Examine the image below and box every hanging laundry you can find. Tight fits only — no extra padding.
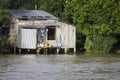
[39,29,45,37]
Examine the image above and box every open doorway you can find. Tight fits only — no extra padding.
[47,26,56,40]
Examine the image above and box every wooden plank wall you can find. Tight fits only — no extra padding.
[57,22,76,48]
[9,18,76,49]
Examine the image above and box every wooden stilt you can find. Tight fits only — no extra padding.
[65,48,67,54]
[57,48,59,55]
[27,49,30,54]
[36,48,41,55]
[19,48,21,54]
[49,48,51,53]
[43,48,45,55]
[74,47,76,55]
[14,47,16,54]
[45,48,47,55]
[44,48,47,55]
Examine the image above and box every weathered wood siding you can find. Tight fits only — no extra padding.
[9,18,19,47]
[9,18,57,47]
[46,22,76,48]
[56,22,76,48]
[9,18,76,49]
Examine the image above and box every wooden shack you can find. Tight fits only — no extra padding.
[8,9,76,54]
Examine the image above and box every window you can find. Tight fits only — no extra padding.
[47,27,56,40]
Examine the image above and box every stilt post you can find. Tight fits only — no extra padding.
[36,48,41,55]
[65,48,67,54]
[74,47,76,55]
[19,48,21,54]
[45,48,48,55]
[14,47,16,54]
[57,48,59,55]
[44,48,47,55]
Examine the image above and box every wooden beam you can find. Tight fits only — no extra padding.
[65,48,67,54]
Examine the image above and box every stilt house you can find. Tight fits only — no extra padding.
[8,9,76,53]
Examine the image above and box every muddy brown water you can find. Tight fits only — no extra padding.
[0,54,120,80]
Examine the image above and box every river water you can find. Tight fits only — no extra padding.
[0,54,120,80]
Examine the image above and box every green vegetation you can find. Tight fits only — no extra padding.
[0,0,120,53]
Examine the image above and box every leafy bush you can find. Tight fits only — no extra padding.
[0,35,9,53]
[0,9,10,53]
[76,29,85,51]
[84,35,117,53]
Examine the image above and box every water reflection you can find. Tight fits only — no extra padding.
[0,54,120,80]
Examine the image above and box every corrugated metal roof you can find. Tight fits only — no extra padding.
[8,9,58,20]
